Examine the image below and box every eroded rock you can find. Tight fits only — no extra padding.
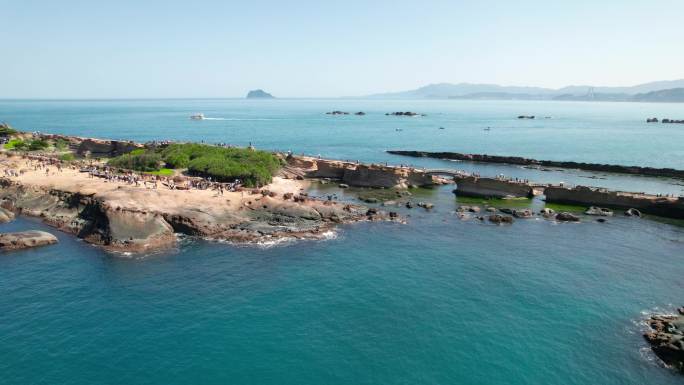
[644,310,684,373]
[0,207,15,223]
[0,231,58,251]
[555,212,580,222]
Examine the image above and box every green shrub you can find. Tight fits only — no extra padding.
[0,126,17,136]
[129,148,146,155]
[159,144,281,186]
[107,152,162,172]
[28,139,49,151]
[59,153,76,161]
[4,139,25,150]
[54,138,69,151]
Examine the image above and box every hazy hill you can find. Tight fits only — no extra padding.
[632,88,684,102]
[367,80,684,101]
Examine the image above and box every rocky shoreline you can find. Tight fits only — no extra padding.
[644,309,684,372]
[0,142,410,252]
[387,150,684,179]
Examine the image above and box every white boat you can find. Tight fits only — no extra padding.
[190,113,205,120]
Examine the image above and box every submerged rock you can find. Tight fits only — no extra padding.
[585,206,613,216]
[625,208,642,217]
[512,209,534,218]
[0,231,58,251]
[488,214,514,224]
[386,111,421,116]
[555,212,580,222]
[539,208,556,218]
[417,202,434,210]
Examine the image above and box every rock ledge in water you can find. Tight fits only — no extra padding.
[644,309,684,373]
[0,207,15,223]
[0,231,58,251]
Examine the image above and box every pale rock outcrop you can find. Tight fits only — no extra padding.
[0,231,58,251]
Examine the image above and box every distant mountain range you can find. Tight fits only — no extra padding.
[367,80,684,102]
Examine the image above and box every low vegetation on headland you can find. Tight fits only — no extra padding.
[1,127,282,187]
[107,143,282,187]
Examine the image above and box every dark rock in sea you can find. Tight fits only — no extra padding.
[555,212,580,222]
[499,208,514,215]
[246,89,275,99]
[585,206,613,216]
[326,111,349,115]
[417,202,434,210]
[0,231,58,251]
[386,111,421,117]
[488,214,514,224]
[366,208,378,216]
[644,310,684,372]
[512,209,534,218]
[355,111,366,116]
[539,208,556,218]
[360,197,379,204]
[517,115,535,119]
[647,117,659,123]
[663,119,684,124]
[389,211,398,219]
[386,150,684,180]
[0,207,15,223]
[405,202,414,209]
[625,208,642,217]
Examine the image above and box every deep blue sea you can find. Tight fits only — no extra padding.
[1,99,684,385]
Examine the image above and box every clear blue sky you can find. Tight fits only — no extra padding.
[1,0,682,98]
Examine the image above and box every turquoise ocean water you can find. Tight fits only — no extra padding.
[1,99,684,384]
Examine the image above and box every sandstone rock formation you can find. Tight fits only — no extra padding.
[644,309,684,372]
[545,186,684,219]
[0,230,58,251]
[0,172,377,253]
[452,176,533,198]
[286,156,435,189]
[0,207,15,223]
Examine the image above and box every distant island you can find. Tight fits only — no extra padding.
[366,79,684,103]
[246,89,275,99]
